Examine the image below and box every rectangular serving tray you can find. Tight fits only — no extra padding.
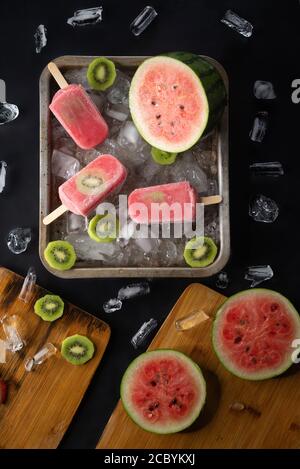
[39,55,230,278]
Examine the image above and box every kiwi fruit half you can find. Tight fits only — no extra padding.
[34,294,64,322]
[88,214,119,243]
[151,147,178,165]
[87,57,116,91]
[44,240,76,271]
[61,334,95,365]
[184,236,218,267]
[76,170,105,196]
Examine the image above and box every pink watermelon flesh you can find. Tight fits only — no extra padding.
[129,57,208,153]
[121,350,206,434]
[213,289,300,380]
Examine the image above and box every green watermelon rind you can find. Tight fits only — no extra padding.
[212,289,300,381]
[120,349,206,434]
[129,52,227,153]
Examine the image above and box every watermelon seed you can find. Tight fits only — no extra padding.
[234,336,242,344]
[150,380,157,386]
[172,85,178,90]
[245,346,250,352]
[271,303,279,312]
[151,100,156,105]
[170,121,175,127]
[156,114,161,119]
[180,105,184,110]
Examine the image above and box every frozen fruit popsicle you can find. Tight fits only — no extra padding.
[43,154,127,224]
[48,62,108,149]
[128,181,197,224]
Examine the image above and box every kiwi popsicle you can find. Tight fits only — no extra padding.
[128,181,197,224]
[59,154,127,216]
[50,84,108,149]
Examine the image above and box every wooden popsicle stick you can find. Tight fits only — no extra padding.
[48,62,69,89]
[199,194,222,206]
[43,204,68,225]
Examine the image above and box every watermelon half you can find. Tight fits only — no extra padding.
[121,349,206,434]
[129,52,227,153]
[213,289,300,380]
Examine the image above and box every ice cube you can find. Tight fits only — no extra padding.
[221,10,253,37]
[130,6,158,36]
[169,151,208,194]
[18,266,36,303]
[131,318,158,349]
[0,339,8,363]
[34,24,47,53]
[175,310,209,331]
[158,240,177,266]
[249,194,279,223]
[0,102,19,125]
[106,72,130,105]
[67,213,88,233]
[7,228,31,254]
[205,219,220,241]
[103,298,123,314]
[0,79,5,102]
[64,68,89,89]
[25,343,57,372]
[54,137,77,155]
[118,121,145,152]
[1,315,25,352]
[249,111,268,143]
[104,103,129,122]
[76,148,99,166]
[67,7,103,27]
[216,271,229,289]
[52,149,80,179]
[118,282,150,300]
[64,233,116,260]
[250,162,284,177]
[254,81,276,100]
[135,238,160,254]
[0,161,7,193]
[87,90,106,111]
[245,265,273,287]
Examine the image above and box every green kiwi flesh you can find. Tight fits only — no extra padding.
[44,241,76,271]
[61,334,95,365]
[88,214,119,243]
[184,236,218,267]
[151,147,178,165]
[34,294,64,322]
[87,57,116,91]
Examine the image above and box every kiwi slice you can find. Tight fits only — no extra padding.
[34,294,64,322]
[76,170,104,196]
[151,147,178,165]
[44,241,76,271]
[61,334,95,365]
[184,236,218,267]
[88,214,119,243]
[87,57,116,91]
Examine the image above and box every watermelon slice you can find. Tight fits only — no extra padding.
[121,349,206,434]
[213,289,300,380]
[129,52,227,153]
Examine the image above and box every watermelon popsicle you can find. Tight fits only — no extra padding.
[48,62,108,149]
[43,154,127,224]
[128,181,222,224]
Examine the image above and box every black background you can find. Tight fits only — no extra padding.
[0,0,299,449]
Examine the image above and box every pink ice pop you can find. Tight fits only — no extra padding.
[128,181,197,224]
[59,154,127,216]
[50,84,108,149]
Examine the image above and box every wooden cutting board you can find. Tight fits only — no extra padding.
[97,283,300,449]
[0,267,110,449]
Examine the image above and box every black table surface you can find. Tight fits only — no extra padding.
[0,0,299,449]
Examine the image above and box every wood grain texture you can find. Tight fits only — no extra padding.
[97,283,300,449]
[0,267,110,449]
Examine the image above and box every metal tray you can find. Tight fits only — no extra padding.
[39,55,230,278]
